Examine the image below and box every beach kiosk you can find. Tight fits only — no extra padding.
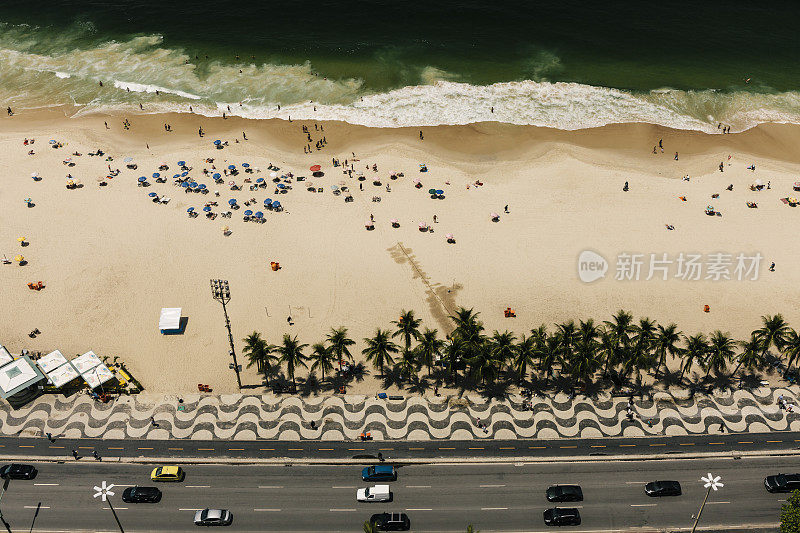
[37,350,80,390]
[0,354,46,408]
[159,307,183,334]
[71,351,116,390]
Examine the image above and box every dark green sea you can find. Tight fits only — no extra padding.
[0,1,798,130]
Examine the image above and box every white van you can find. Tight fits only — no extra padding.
[357,484,391,502]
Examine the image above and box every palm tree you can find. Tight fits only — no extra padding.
[570,319,601,388]
[449,307,486,364]
[704,330,736,379]
[489,330,517,378]
[326,326,356,369]
[363,329,399,376]
[443,336,466,383]
[392,310,422,355]
[395,349,419,380]
[730,335,763,379]
[277,334,309,392]
[416,328,444,377]
[653,323,682,378]
[309,342,336,381]
[363,521,376,533]
[242,331,277,378]
[450,307,481,336]
[754,314,790,358]
[782,328,800,377]
[603,310,635,376]
[680,333,708,381]
[626,317,657,381]
[511,334,537,383]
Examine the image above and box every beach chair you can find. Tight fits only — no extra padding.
[160,197,170,204]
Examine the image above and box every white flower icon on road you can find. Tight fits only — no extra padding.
[93,480,116,501]
[701,473,723,491]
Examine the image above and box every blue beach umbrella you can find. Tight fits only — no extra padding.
[244,209,253,216]
[213,140,221,145]
[203,206,212,212]
[272,201,281,208]
[255,211,263,219]
[173,173,180,179]
[152,172,160,178]
[148,192,158,197]
[242,163,250,168]
[264,198,272,205]
[256,177,264,183]
[178,161,186,166]
[137,176,147,182]
[199,184,207,190]
[213,173,221,179]
[277,183,285,189]
[436,189,444,195]
[180,182,190,188]
[228,198,237,205]
[187,207,195,213]
[228,165,236,170]
[181,171,189,177]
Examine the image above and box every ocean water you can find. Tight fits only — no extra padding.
[0,1,799,131]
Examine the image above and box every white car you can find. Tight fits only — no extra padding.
[357,484,391,502]
[194,508,233,526]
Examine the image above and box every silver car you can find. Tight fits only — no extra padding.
[194,508,233,526]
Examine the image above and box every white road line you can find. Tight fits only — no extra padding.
[254,509,281,512]
[102,507,127,510]
[258,485,283,489]
[630,504,657,507]
[332,486,357,489]
[179,508,204,511]
[706,501,731,505]
[481,507,508,511]
[34,483,59,486]
[114,484,135,487]
[329,508,356,512]
[406,508,433,511]
[479,484,506,488]
[185,485,210,488]
[24,506,50,509]
[405,485,431,488]
[625,482,648,484]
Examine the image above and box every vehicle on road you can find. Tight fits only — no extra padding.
[765,473,800,493]
[121,486,162,503]
[194,508,233,526]
[546,485,583,502]
[362,464,397,482]
[370,512,410,531]
[151,466,185,482]
[543,507,581,526]
[0,464,37,480]
[645,480,682,497]
[357,484,391,502]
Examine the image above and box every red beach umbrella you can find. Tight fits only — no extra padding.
[309,165,321,172]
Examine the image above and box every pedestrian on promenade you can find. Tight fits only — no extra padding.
[93,450,101,461]
[45,432,53,442]
[150,416,159,428]
[72,449,79,460]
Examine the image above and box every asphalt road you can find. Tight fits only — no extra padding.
[1,430,799,461]
[0,457,789,532]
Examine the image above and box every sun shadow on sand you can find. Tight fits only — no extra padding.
[387,242,462,332]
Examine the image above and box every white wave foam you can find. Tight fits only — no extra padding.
[54,71,70,79]
[112,80,201,100]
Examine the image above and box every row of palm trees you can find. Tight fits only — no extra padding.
[242,308,800,392]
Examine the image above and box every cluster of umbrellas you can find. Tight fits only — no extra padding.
[428,188,445,199]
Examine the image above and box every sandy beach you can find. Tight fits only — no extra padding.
[2,107,800,393]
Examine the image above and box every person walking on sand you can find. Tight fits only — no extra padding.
[7,106,12,116]
[674,152,679,160]
[242,131,247,140]
[198,127,204,137]
[659,139,663,150]
[419,130,423,140]
[504,204,509,213]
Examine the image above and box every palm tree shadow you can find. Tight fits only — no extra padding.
[349,362,369,383]
[407,374,431,395]
[298,372,322,397]
[656,368,684,389]
[381,366,406,390]
[479,379,511,400]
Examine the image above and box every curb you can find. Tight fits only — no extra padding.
[5,448,800,466]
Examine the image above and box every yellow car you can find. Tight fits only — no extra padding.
[150,466,185,482]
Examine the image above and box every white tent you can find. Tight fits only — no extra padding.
[83,364,115,389]
[38,350,69,373]
[71,351,102,374]
[47,363,80,388]
[159,307,182,333]
[0,356,44,399]
[0,345,14,367]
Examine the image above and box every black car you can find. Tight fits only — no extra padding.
[645,480,682,497]
[546,485,584,502]
[543,507,581,526]
[370,512,410,531]
[362,465,397,482]
[765,473,800,493]
[122,486,162,503]
[0,464,37,480]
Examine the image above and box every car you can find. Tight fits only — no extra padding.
[370,512,410,531]
[362,464,397,482]
[546,485,583,502]
[543,507,581,526]
[193,508,233,527]
[645,480,682,497]
[0,464,37,480]
[765,473,800,493]
[150,466,185,482]
[357,484,392,502]
[121,486,162,503]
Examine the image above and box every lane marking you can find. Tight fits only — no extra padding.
[168,448,184,451]
[625,482,648,485]
[254,508,281,512]
[408,447,424,450]
[706,501,731,505]
[679,443,695,446]
[34,483,59,486]
[469,447,485,450]
[138,447,154,450]
[19,446,34,448]
[406,485,431,489]
[78,447,93,449]
[114,484,135,487]
[332,486,357,489]
[481,507,508,510]
[329,508,356,512]
[197,448,214,451]
[439,447,456,450]
[406,508,432,511]
[708,442,724,445]
[499,447,515,450]
[258,485,284,489]
[529,446,546,449]
[288,448,303,451]
[378,448,394,451]
[179,508,204,511]
[738,441,754,444]
[228,448,244,451]
[631,503,657,507]
[24,506,50,509]
[590,445,606,448]
[186,485,210,488]
[649,444,666,447]
[767,440,783,443]
[619,444,636,447]
[108,447,124,450]
[480,484,506,488]
[48,446,64,449]
[348,448,365,451]
[560,446,577,449]
[319,448,334,451]
[103,507,126,510]
[260,448,275,451]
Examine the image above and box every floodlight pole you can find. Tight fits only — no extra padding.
[210,279,242,389]
[690,486,711,533]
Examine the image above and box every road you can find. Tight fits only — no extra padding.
[0,457,789,532]
[1,430,800,462]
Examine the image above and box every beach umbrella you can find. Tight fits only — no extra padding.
[436,189,444,195]
[14,255,24,263]
[138,176,147,182]
[148,192,158,197]
[173,173,180,179]
[203,206,212,212]
[428,189,436,194]
[445,233,454,239]
[256,177,264,183]
[31,172,39,178]
[213,173,221,179]
[794,181,800,190]
[270,171,278,179]
[310,165,321,172]
[242,163,250,168]
[272,201,281,208]
[255,211,263,219]
[24,198,31,204]
[213,140,221,145]
[17,237,25,243]
[178,161,186,166]
[152,172,160,178]
[365,220,374,227]
[277,183,285,189]
[187,207,195,213]
[264,198,273,204]
[49,140,57,145]
[228,165,236,170]
[419,222,427,229]
[222,225,229,233]
[228,199,237,205]
[180,182,190,188]
[199,184,207,190]
[181,171,189,177]
[490,212,499,218]
[244,209,253,216]
[413,178,420,183]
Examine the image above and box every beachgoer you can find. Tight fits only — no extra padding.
[433,215,437,223]
[659,139,663,149]
[419,130,423,140]
[674,152,679,160]
[150,416,159,428]
[767,181,771,189]
[242,132,247,140]
[7,106,12,116]
[652,146,657,154]
[490,106,494,113]
[623,181,629,192]
[770,262,776,272]
[72,449,79,460]
[104,121,109,129]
